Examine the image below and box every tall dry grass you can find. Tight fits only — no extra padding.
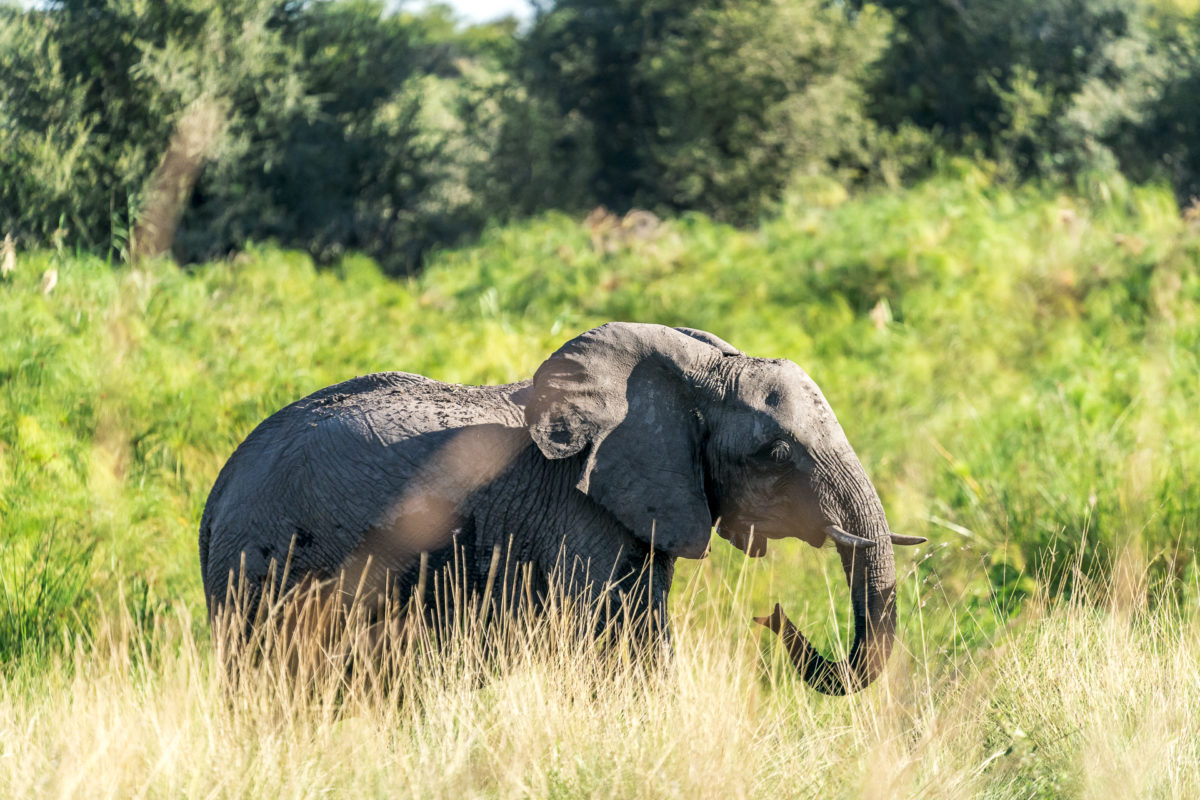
[1,557,1197,799]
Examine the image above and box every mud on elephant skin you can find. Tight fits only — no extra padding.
[199,322,923,693]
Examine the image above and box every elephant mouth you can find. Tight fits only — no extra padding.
[716,514,827,557]
[715,517,776,557]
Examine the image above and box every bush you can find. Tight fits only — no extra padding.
[0,0,521,274]
[862,0,1200,186]
[0,0,309,257]
[1095,12,1200,205]
[515,0,893,222]
[177,1,522,273]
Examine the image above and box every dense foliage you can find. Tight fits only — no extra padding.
[514,0,893,221]
[0,0,515,273]
[865,0,1134,171]
[7,0,1200,269]
[864,0,1200,190]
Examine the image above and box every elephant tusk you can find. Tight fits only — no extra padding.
[889,532,927,546]
[824,525,877,549]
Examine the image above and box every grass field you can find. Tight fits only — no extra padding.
[2,571,1199,798]
[2,167,1199,796]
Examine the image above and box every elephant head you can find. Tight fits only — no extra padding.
[524,323,921,694]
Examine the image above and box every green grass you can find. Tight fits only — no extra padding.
[1,168,1198,795]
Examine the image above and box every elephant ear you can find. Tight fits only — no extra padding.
[526,323,719,558]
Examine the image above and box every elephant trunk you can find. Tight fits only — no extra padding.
[756,455,897,695]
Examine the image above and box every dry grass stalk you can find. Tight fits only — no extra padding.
[2,558,1198,798]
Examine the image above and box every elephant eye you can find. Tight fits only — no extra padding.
[763,439,792,463]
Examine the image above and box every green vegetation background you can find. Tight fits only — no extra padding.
[4,4,1200,795]
[4,168,1198,662]
[8,0,1200,271]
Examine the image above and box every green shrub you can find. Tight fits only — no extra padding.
[858,0,1200,204]
[0,0,308,255]
[869,0,1123,159]
[515,0,894,222]
[0,0,520,273]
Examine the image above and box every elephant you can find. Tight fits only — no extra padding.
[199,322,922,694]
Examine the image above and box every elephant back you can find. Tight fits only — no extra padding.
[199,372,530,615]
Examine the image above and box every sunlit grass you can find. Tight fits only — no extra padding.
[1,559,1197,799]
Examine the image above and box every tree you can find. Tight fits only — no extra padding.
[864,0,1139,176]
[517,0,890,222]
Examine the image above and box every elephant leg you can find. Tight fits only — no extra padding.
[585,553,674,660]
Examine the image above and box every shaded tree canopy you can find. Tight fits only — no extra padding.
[3,0,1200,271]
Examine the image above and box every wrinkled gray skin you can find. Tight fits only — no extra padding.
[200,323,912,693]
